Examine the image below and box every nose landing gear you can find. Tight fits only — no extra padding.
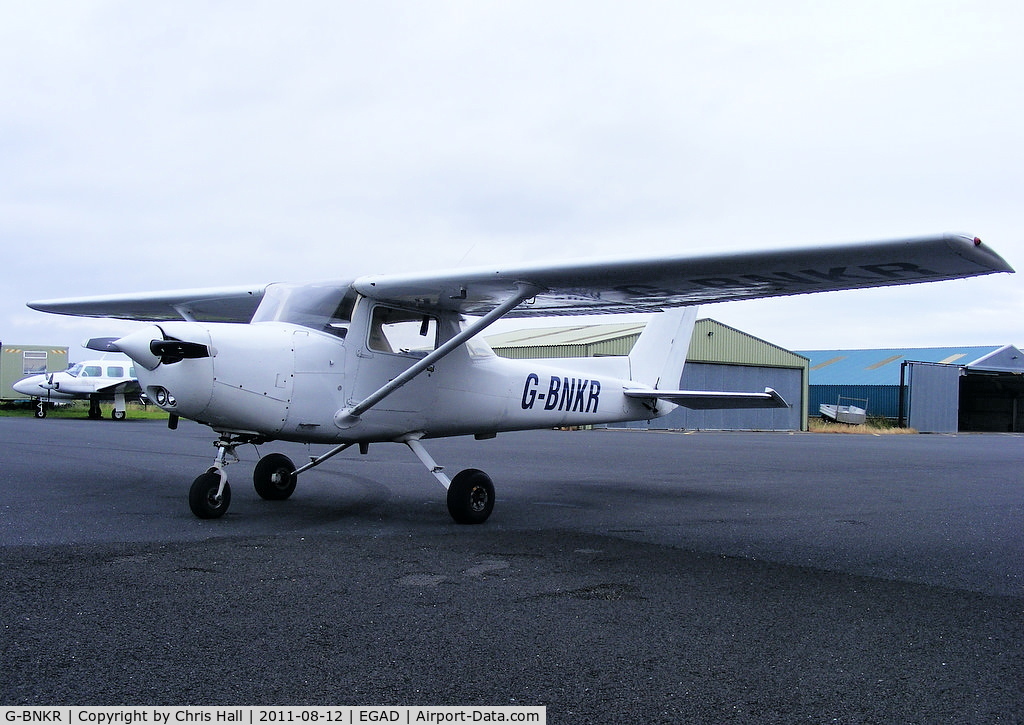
[188,433,272,519]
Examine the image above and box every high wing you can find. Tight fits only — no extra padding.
[27,235,1011,322]
[28,284,267,322]
[355,234,1012,316]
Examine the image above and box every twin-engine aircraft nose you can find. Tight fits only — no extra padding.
[12,376,43,396]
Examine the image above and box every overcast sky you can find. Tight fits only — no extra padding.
[3,1,1022,359]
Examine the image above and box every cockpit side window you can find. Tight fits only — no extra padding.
[368,306,438,356]
[82,366,102,377]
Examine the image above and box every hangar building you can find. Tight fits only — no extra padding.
[488,319,808,431]
[799,346,1024,433]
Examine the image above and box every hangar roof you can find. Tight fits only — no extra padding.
[797,345,1024,385]
[486,321,645,358]
[486,322,644,348]
[487,318,807,369]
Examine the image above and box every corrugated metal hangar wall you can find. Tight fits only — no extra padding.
[907,351,1024,433]
[488,318,808,431]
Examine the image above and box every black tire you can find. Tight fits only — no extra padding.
[253,453,297,500]
[34,405,46,419]
[111,410,126,421]
[446,468,494,525]
[189,470,231,519]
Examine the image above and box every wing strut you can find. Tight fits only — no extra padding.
[335,282,543,427]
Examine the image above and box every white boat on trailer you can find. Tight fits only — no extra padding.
[820,396,868,425]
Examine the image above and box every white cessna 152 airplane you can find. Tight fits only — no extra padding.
[12,356,141,420]
[27,234,1012,523]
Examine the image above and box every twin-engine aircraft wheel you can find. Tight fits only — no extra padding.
[253,453,297,500]
[446,468,495,525]
[111,410,126,421]
[189,470,231,519]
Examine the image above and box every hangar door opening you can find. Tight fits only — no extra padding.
[959,371,1024,432]
[906,362,1024,433]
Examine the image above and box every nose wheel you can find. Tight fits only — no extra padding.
[189,470,232,519]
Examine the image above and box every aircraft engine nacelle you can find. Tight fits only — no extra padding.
[120,321,297,436]
[117,322,216,422]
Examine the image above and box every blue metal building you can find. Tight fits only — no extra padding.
[798,345,1024,432]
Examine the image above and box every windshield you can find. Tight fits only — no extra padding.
[251,282,356,337]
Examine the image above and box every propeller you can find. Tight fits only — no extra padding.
[85,327,211,370]
[84,337,122,352]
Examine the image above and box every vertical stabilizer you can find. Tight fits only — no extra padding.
[628,307,699,389]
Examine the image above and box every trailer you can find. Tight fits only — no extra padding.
[2,344,70,401]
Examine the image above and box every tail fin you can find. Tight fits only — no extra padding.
[628,307,699,389]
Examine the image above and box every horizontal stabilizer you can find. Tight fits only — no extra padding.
[625,387,789,410]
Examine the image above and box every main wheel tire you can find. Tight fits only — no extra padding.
[189,470,231,519]
[111,409,126,421]
[253,453,297,500]
[446,468,495,525]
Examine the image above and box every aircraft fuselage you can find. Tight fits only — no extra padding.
[132,314,664,443]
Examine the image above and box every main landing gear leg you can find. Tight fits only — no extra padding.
[404,437,495,525]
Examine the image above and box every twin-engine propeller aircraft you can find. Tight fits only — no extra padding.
[12,355,141,420]
[28,234,1012,523]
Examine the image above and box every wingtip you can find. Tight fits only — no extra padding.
[949,234,1015,274]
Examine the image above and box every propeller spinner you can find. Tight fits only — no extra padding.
[86,326,211,370]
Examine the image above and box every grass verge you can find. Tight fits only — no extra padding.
[0,401,170,420]
[809,417,917,434]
